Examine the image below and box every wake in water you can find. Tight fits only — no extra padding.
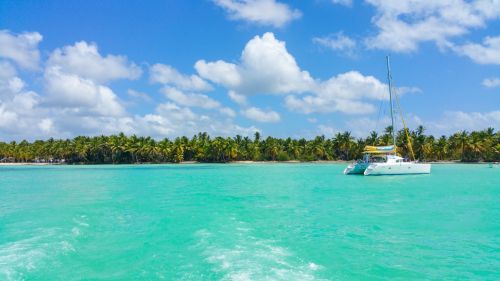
[193,218,326,281]
[0,215,89,281]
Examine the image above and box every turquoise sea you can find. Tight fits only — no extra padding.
[0,164,499,280]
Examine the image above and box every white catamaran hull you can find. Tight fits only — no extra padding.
[364,162,431,176]
[344,162,370,175]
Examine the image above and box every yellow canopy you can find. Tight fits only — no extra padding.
[363,145,396,154]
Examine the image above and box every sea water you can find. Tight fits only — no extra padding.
[0,164,499,280]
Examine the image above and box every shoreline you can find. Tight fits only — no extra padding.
[0,160,493,166]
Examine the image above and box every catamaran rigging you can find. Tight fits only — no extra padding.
[344,56,431,175]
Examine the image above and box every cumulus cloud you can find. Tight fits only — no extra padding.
[317,124,337,136]
[196,32,314,95]
[213,0,301,27]
[160,87,237,117]
[0,61,54,139]
[162,87,221,109]
[482,77,500,88]
[228,90,247,105]
[195,60,241,88]
[242,107,280,122]
[343,111,500,137]
[285,95,376,115]
[364,0,500,53]
[427,110,500,135]
[284,71,389,114]
[135,102,257,138]
[0,30,257,140]
[218,107,237,117]
[0,30,42,70]
[47,41,142,83]
[44,66,126,117]
[150,64,237,118]
[150,63,212,91]
[0,61,25,97]
[196,32,402,115]
[454,36,500,65]
[41,40,148,127]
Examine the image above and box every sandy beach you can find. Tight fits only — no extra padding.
[1,160,489,166]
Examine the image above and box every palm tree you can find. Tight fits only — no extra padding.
[333,132,355,160]
[451,130,471,161]
[366,131,378,145]
[469,132,485,161]
[380,126,394,145]
[422,136,435,161]
[0,128,497,164]
[434,136,448,160]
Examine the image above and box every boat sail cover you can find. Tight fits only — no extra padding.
[363,145,396,154]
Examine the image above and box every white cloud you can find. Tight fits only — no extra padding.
[427,110,500,135]
[228,90,247,105]
[313,32,357,56]
[0,30,42,70]
[348,111,500,136]
[162,87,221,109]
[161,87,237,118]
[454,36,500,64]
[242,106,280,122]
[0,61,25,97]
[219,107,237,117]
[135,102,257,138]
[10,40,145,139]
[343,116,390,137]
[0,62,54,139]
[0,31,259,141]
[150,63,212,91]
[482,77,500,88]
[196,32,403,115]
[364,0,500,53]
[284,71,389,114]
[40,102,251,140]
[318,71,389,100]
[156,102,198,121]
[47,41,141,83]
[0,104,19,129]
[317,124,337,136]
[38,118,54,133]
[195,60,241,88]
[44,66,126,117]
[41,40,145,125]
[213,0,301,27]
[285,95,376,115]
[196,32,314,95]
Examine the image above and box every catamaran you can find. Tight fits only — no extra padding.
[344,56,431,176]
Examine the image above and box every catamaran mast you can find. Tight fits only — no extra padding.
[386,56,396,146]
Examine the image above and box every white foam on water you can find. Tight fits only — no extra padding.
[194,221,326,281]
[71,214,90,238]
[0,216,88,280]
[60,241,75,253]
[71,227,80,237]
[72,216,90,227]
[308,262,320,271]
[0,231,51,281]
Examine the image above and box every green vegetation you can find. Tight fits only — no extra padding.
[0,126,498,164]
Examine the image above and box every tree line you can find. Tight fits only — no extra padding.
[0,126,498,164]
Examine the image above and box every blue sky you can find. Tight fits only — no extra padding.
[0,0,499,140]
